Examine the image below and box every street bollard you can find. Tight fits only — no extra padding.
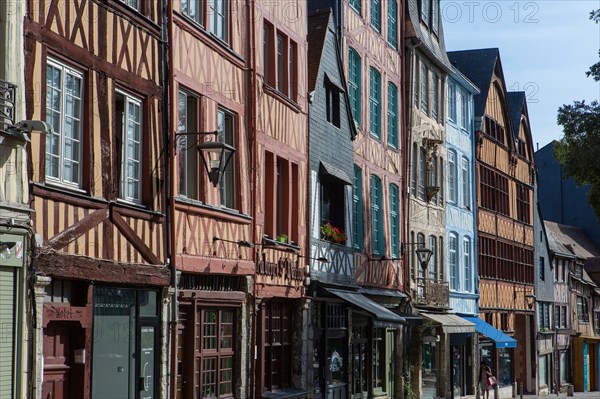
[519,382,523,399]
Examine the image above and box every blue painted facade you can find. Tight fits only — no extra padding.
[535,141,600,249]
[445,67,479,317]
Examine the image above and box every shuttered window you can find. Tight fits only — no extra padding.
[0,269,16,399]
[353,165,363,250]
[348,48,362,124]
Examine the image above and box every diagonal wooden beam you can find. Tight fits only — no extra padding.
[46,208,109,250]
[111,211,161,265]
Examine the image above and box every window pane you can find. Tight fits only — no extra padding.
[353,166,363,250]
[390,185,399,256]
[277,33,286,93]
[348,48,361,123]
[387,0,397,47]
[387,83,398,148]
[369,68,381,137]
[370,0,381,31]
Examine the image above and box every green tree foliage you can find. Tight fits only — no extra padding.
[555,9,600,217]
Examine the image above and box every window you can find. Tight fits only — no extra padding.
[264,23,297,101]
[577,296,589,322]
[561,306,567,329]
[410,231,415,280]
[116,91,143,203]
[539,257,545,281]
[369,67,381,138]
[539,355,548,388]
[432,0,439,33]
[418,147,426,200]
[420,64,428,113]
[218,108,235,208]
[195,307,235,397]
[265,152,299,243]
[349,0,361,14]
[438,157,444,204]
[539,303,551,329]
[389,184,399,257]
[460,90,468,129]
[484,116,505,143]
[428,235,437,280]
[479,165,509,216]
[277,32,286,93]
[370,175,383,255]
[45,59,84,187]
[321,176,346,235]
[447,151,457,204]
[421,0,431,25]
[414,58,420,108]
[348,48,362,123]
[353,166,363,250]
[463,238,471,291]
[428,154,438,205]
[121,0,140,11]
[461,157,470,209]
[371,0,381,32]
[178,90,200,199]
[264,22,274,86]
[262,301,292,391]
[448,82,457,122]
[411,143,418,196]
[326,85,341,128]
[181,0,203,24]
[595,312,600,334]
[387,83,398,148]
[372,328,385,390]
[449,233,458,290]
[387,0,398,48]
[432,72,439,121]
[416,233,425,279]
[209,0,228,43]
[516,183,531,223]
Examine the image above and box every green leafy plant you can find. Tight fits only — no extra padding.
[277,234,288,243]
[320,221,347,245]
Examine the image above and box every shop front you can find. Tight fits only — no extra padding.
[464,317,517,396]
[419,312,475,399]
[572,336,600,392]
[311,288,404,399]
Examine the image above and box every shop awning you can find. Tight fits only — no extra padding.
[326,288,405,328]
[421,312,476,334]
[462,317,517,348]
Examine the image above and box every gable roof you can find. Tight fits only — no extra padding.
[405,0,452,71]
[544,221,600,260]
[306,8,358,140]
[307,9,330,93]
[447,48,500,119]
[507,91,525,143]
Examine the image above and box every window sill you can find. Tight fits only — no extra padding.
[263,84,301,113]
[45,179,87,195]
[263,235,301,251]
[175,196,252,223]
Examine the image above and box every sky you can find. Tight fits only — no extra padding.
[442,0,600,150]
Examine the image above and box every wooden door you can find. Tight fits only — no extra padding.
[42,322,71,399]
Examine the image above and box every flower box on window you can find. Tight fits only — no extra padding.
[320,222,347,245]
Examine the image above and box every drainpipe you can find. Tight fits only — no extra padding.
[159,0,176,397]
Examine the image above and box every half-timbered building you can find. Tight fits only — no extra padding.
[545,221,600,393]
[0,2,30,397]
[168,1,254,398]
[24,1,170,398]
[309,0,407,397]
[449,48,537,395]
[545,221,576,392]
[405,2,478,399]
[253,1,311,397]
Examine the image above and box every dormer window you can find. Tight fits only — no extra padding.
[325,79,341,128]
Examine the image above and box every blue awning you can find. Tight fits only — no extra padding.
[462,317,517,349]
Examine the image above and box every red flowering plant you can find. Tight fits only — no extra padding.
[320,221,347,245]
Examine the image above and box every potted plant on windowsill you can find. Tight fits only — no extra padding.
[277,233,288,243]
[320,221,347,245]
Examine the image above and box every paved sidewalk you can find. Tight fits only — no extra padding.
[504,394,600,399]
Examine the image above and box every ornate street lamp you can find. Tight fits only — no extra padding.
[416,246,433,270]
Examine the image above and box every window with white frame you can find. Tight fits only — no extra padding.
[429,235,437,280]
[448,82,457,122]
[218,108,235,208]
[116,91,143,203]
[45,59,84,187]
[420,64,428,113]
[463,237,471,291]
[177,89,200,199]
[432,72,439,121]
[447,150,457,204]
[460,89,468,129]
[449,233,458,290]
[418,147,426,200]
[209,0,228,43]
[461,156,470,209]
[181,0,203,24]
